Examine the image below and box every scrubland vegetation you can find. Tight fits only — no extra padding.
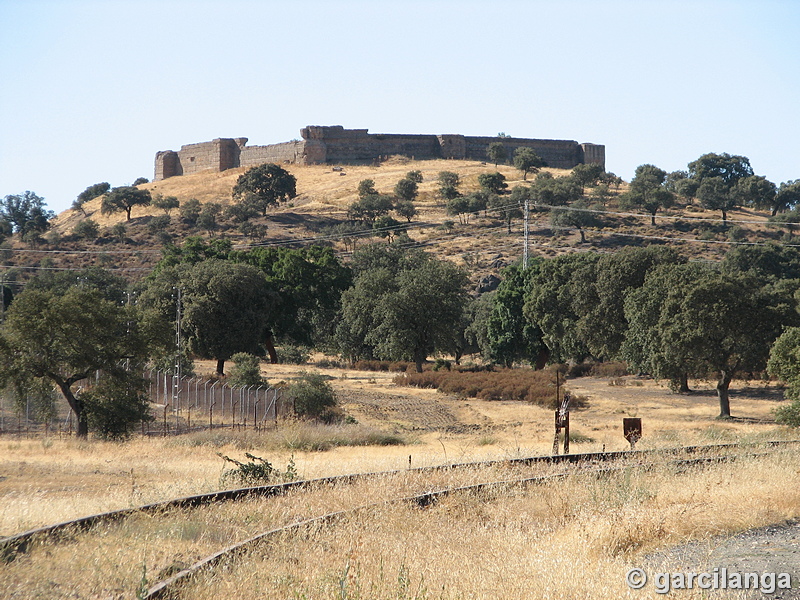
[3,149,800,598]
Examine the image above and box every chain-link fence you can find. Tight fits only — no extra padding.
[0,371,292,437]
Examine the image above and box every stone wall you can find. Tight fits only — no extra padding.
[240,140,305,167]
[154,126,605,180]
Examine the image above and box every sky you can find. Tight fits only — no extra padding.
[1,0,799,214]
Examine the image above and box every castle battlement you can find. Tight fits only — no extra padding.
[154,126,604,181]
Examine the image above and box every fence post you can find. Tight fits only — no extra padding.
[210,381,218,429]
[255,386,264,430]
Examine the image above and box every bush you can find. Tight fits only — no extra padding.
[180,198,202,224]
[277,345,310,365]
[727,225,747,241]
[217,452,297,486]
[288,371,339,422]
[432,358,452,371]
[148,215,171,234]
[228,352,264,387]
[82,374,153,440]
[73,219,99,240]
[239,221,267,239]
[353,360,411,372]
[110,222,127,242]
[394,368,588,409]
[775,399,800,427]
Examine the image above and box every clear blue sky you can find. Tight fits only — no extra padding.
[2,0,798,214]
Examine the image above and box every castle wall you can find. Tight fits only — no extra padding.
[175,138,241,176]
[153,126,605,180]
[240,141,305,167]
[580,143,605,167]
[462,136,583,169]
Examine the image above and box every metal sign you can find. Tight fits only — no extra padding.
[623,417,642,450]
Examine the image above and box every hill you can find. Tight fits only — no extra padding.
[2,158,786,284]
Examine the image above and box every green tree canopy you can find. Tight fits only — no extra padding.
[696,176,738,221]
[152,194,180,215]
[437,171,461,201]
[73,182,110,215]
[523,252,600,363]
[394,177,418,202]
[229,245,352,351]
[101,186,152,221]
[0,286,151,437]
[336,245,469,372]
[490,188,524,233]
[1,191,54,235]
[487,263,544,367]
[487,141,507,167]
[357,179,378,199]
[688,152,754,185]
[571,246,683,361]
[549,200,601,243]
[622,264,794,416]
[513,147,546,181]
[619,164,676,225]
[731,175,776,213]
[141,259,275,375]
[570,163,605,193]
[530,174,581,206]
[406,170,424,184]
[394,200,417,222]
[232,163,297,215]
[478,172,508,195]
[348,194,394,224]
[774,180,800,215]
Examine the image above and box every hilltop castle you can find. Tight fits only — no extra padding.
[154,125,605,181]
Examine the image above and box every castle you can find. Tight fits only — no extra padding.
[154,125,605,181]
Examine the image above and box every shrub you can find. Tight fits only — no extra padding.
[82,374,153,440]
[353,360,412,372]
[228,352,264,387]
[433,358,452,371]
[148,215,171,234]
[727,225,747,241]
[394,368,587,409]
[288,371,339,422]
[775,399,800,427]
[73,219,99,240]
[277,345,310,365]
[217,452,297,486]
[110,222,127,242]
[589,361,630,377]
[180,198,202,224]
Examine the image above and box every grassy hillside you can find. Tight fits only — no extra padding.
[4,157,786,282]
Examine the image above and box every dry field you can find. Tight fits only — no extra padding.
[2,363,799,598]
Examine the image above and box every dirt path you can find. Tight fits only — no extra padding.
[648,520,800,598]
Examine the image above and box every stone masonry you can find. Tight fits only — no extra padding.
[154,125,605,181]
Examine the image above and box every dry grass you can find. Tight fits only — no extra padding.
[2,364,797,598]
[0,461,570,599]
[171,451,800,600]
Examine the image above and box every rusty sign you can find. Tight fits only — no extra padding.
[623,417,642,450]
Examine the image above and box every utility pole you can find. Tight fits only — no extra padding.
[523,197,530,269]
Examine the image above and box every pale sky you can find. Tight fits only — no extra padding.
[1,0,798,214]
